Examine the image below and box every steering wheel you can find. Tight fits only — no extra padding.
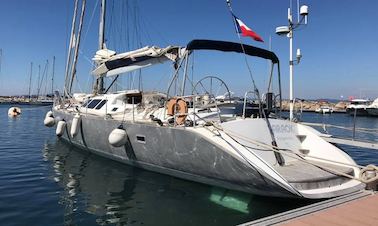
[192,76,232,105]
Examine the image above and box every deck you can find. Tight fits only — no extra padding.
[240,190,377,226]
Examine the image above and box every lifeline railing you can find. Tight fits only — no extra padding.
[292,98,304,121]
[171,93,266,127]
[171,91,281,127]
[242,90,260,119]
[171,94,227,127]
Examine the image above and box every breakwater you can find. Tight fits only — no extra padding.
[281,100,348,113]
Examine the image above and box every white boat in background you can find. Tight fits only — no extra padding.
[366,98,378,116]
[346,99,371,116]
[315,106,333,114]
[44,0,366,199]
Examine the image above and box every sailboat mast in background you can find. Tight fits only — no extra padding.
[0,49,2,78]
[51,56,55,96]
[28,62,33,101]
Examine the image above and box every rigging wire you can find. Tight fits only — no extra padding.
[63,1,70,93]
[82,0,100,47]
[42,61,50,97]
[225,2,260,101]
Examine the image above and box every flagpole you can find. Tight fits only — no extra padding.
[225,0,259,100]
[226,0,285,166]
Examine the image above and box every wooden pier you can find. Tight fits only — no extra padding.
[240,190,377,226]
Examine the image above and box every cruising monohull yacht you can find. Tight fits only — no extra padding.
[44,0,366,199]
[366,98,378,116]
[346,99,371,116]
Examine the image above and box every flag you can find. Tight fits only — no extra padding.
[233,15,264,42]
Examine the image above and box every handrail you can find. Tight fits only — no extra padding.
[293,98,303,121]
[242,90,260,119]
[171,93,226,127]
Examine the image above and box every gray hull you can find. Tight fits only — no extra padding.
[53,110,294,198]
[366,108,378,116]
[346,108,369,116]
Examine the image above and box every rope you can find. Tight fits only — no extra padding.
[359,165,378,184]
[191,113,378,187]
[191,113,296,192]
[221,125,378,185]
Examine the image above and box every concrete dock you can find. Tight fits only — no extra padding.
[240,190,377,226]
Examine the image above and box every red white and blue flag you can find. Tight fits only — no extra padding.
[233,15,264,42]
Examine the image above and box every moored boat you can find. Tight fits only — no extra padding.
[366,98,378,116]
[44,0,370,199]
[315,105,333,114]
[346,99,371,116]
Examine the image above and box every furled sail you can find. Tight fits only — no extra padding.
[92,46,183,77]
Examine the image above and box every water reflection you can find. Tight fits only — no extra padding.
[43,141,312,226]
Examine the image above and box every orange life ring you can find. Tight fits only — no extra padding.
[166,98,188,125]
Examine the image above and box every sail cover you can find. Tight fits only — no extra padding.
[92,46,183,77]
[186,39,279,64]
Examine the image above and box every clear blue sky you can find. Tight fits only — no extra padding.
[0,0,377,99]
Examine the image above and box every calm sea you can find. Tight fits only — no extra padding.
[0,105,377,226]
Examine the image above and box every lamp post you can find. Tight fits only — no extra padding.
[276,3,308,121]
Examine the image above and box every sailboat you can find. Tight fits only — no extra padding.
[44,0,368,199]
[22,59,55,106]
[346,98,371,116]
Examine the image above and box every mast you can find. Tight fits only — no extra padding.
[44,60,49,98]
[96,0,106,94]
[68,0,86,94]
[0,49,2,92]
[99,0,106,50]
[0,49,2,79]
[51,56,55,95]
[64,0,79,98]
[37,64,41,100]
[28,62,33,101]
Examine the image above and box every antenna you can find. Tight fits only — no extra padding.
[275,3,309,121]
[300,5,309,24]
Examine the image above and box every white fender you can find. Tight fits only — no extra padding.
[46,111,53,118]
[56,120,66,137]
[8,107,21,117]
[44,116,55,127]
[70,114,81,138]
[108,127,127,147]
[44,111,55,127]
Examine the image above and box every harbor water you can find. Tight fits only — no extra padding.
[0,105,377,226]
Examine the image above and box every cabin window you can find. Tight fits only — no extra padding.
[111,107,118,112]
[87,99,101,109]
[95,100,107,109]
[126,93,142,104]
[82,99,91,107]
